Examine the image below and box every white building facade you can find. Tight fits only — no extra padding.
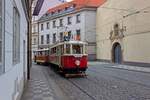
[0,0,29,100]
[32,0,62,59]
[38,0,103,60]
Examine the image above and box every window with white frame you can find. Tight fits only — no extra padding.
[76,14,81,23]
[53,20,56,28]
[46,34,50,44]
[13,6,20,64]
[53,33,56,43]
[41,35,44,44]
[0,0,2,64]
[59,19,63,27]
[60,32,63,41]
[76,29,81,40]
[41,23,43,31]
[67,16,72,25]
[34,38,36,44]
[46,22,50,29]
[0,0,3,74]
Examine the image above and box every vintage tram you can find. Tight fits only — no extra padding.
[49,41,88,73]
[34,41,88,75]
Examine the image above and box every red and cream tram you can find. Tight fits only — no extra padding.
[49,41,88,74]
[34,41,88,75]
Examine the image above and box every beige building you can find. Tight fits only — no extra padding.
[96,0,150,66]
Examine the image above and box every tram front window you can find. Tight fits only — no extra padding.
[72,44,83,54]
[66,44,70,54]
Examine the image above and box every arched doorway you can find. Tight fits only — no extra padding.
[112,43,122,64]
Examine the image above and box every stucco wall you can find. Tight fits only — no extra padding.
[0,0,27,100]
[96,0,150,64]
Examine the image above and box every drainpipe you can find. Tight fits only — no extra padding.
[27,0,33,80]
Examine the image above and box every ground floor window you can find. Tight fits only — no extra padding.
[0,0,4,74]
[13,6,20,64]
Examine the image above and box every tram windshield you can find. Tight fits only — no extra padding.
[72,44,83,54]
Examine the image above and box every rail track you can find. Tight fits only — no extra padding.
[67,78,97,100]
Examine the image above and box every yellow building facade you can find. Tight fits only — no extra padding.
[96,0,150,66]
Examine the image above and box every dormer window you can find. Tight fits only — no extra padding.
[51,11,55,15]
[58,9,61,13]
[45,13,49,16]
[73,4,76,8]
[65,7,68,11]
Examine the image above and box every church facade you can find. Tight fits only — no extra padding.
[96,0,150,66]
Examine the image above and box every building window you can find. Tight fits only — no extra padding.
[59,19,63,27]
[41,35,44,44]
[67,16,72,25]
[65,7,68,11]
[33,25,36,32]
[13,7,20,64]
[76,29,81,40]
[46,34,50,44]
[53,20,56,28]
[51,11,55,15]
[0,0,4,74]
[53,33,56,43]
[34,38,36,44]
[46,22,50,29]
[41,23,43,31]
[68,31,72,40]
[60,32,63,41]
[76,14,81,23]
[58,9,62,13]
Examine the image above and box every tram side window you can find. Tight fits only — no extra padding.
[51,47,56,54]
[85,45,88,54]
[39,51,42,56]
[56,47,59,54]
[61,45,64,54]
[51,48,53,54]
[72,44,83,54]
[66,44,70,54]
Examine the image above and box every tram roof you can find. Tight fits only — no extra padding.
[49,41,88,48]
[34,48,49,52]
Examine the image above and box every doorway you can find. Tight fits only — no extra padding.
[112,43,122,64]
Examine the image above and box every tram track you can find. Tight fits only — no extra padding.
[88,68,150,89]
[47,66,99,100]
[40,65,150,100]
[67,78,97,100]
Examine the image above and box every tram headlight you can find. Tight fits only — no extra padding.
[75,60,80,66]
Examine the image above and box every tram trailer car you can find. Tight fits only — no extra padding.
[34,49,49,65]
[49,41,88,74]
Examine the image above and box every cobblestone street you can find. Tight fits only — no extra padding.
[21,62,150,100]
[21,65,55,100]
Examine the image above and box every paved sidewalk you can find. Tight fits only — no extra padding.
[88,61,150,73]
[21,65,54,100]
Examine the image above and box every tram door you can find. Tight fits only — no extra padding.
[114,43,122,64]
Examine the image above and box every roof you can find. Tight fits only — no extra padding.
[33,0,44,16]
[34,48,49,52]
[50,41,88,48]
[47,0,106,14]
